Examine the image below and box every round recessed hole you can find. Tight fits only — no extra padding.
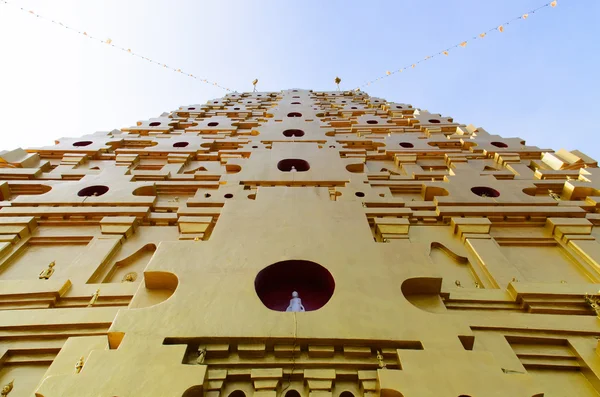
[72,141,93,147]
[188,107,196,110]
[252,145,258,148]
[399,142,414,148]
[396,106,403,109]
[224,193,233,199]
[172,142,189,148]
[355,192,365,197]
[283,129,305,137]
[366,120,378,124]
[234,107,240,110]
[277,159,310,172]
[351,107,357,109]
[491,141,508,148]
[149,122,161,127]
[204,193,211,198]
[77,185,109,197]
[287,112,302,118]
[291,102,301,105]
[329,145,335,148]
[471,186,500,198]
[254,259,335,312]
[208,122,219,127]
[428,119,441,124]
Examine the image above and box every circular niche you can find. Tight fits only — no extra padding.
[224,193,233,199]
[255,260,335,312]
[73,141,93,147]
[283,129,305,137]
[149,121,162,127]
[287,112,302,118]
[77,185,109,197]
[471,186,500,198]
[207,122,219,127]
[428,119,441,124]
[188,107,196,110]
[355,192,365,197]
[173,142,189,148]
[277,159,310,172]
[399,142,414,148]
[491,141,508,148]
[366,120,378,124]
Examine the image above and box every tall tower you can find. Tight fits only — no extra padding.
[1,89,599,397]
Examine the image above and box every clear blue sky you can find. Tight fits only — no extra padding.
[0,0,598,158]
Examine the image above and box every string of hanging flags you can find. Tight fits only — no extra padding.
[0,0,233,92]
[355,0,558,90]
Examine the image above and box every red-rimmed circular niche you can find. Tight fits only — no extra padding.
[77,185,109,197]
[283,129,305,137]
[255,260,335,312]
[173,142,189,148]
[471,186,500,197]
[277,159,310,172]
[491,141,508,148]
[399,142,414,148]
[149,122,162,127]
[73,141,92,147]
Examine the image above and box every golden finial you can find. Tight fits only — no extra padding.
[75,356,84,373]
[252,79,258,92]
[39,260,56,280]
[1,380,14,397]
[376,350,387,369]
[87,289,100,307]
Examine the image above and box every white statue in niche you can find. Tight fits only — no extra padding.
[286,291,305,312]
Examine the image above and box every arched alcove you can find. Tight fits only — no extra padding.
[255,260,335,312]
[471,186,500,198]
[285,390,301,397]
[283,129,305,137]
[278,159,310,172]
[132,185,157,196]
[73,141,93,147]
[77,185,109,197]
[430,242,477,289]
[380,389,405,397]
[129,271,178,309]
[339,392,355,397]
[346,163,364,173]
[228,391,246,397]
[103,243,157,283]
